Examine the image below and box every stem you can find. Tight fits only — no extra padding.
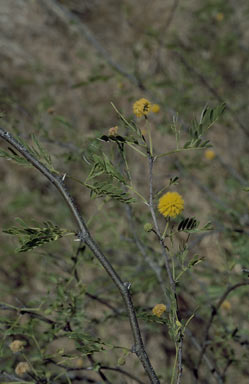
[148,155,176,294]
[196,282,249,375]
[155,147,205,160]
[127,142,147,157]
[0,127,160,384]
[146,117,153,156]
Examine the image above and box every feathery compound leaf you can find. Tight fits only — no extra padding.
[0,147,31,166]
[178,218,213,233]
[184,103,226,149]
[0,133,57,173]
[3,220,74,252]
[87,153,125,183]
[85,181,135,203]
[28,135,57,173]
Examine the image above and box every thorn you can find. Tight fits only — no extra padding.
[123,282,131,290]
[62,173,67,181]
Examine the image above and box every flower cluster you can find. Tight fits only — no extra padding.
[158,192,184,218]
[133,98,160,118]
[152,304,167,317]
[108,126,118,136]
[15,362,30,376]
[9,340,26,353]
[221,300,231,311]
[204,149,216,160]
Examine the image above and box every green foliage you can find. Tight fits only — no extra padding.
[85,180,135,203]
[0,134,57,173]
[3,219,74,252]
[87,153,125,183]
[177,217,213,233]
[184,103,226,149]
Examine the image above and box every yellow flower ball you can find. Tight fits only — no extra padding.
[216,12,224,22]
[9,340,26,353]
[221,300,231,311]
[151,104,160,113]
[75,357,84,368]
[152,304,167,317]
[15,362,30,376]
[204,149,216,160]
[133,98,152,118]
[158,192,184,218]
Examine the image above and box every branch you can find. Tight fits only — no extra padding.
[0,127,160,384]
[46,358,145,384]
[148,155,176,294]
[196,282,249,376]
[40,0,142,88]
[185,329,223,384]
[172,49,249,138]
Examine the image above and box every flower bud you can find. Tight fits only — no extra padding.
[144,223,153,232]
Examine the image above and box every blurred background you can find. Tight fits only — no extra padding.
[0,0,248,383]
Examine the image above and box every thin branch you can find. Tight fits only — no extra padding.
[0,371,30,383]
[0,127,160,384]
[46,358,145,384]
[176,336,183,384]
[185,329,223,384]
[124,202,170,307]
[172,50,249,138]
[101,366,145,384]
[41,0,142,89]
[148,155,176,294]
[0,303,56,325]
[164,0,180,33]
[196,282,249,376]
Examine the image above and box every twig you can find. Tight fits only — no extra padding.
[0,371,29,382]
[0,303,55,325]
[196,282,249,376]
[41,0,142,89]
[148,155,176,294]
[0,127,160,384]
[46,358,145,384]
[164,0,180,33]
[125,203,170,307]
[185,329,223,384]
[172,50,249,138]
[176,336,183,384]
[101,366,145,384]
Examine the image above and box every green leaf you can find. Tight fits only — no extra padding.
[0,147,30,166]
[3,220,74,252]
[87,153,125,183]
[85,181,135,203]
[118,349,130,366]
[1,134,58,173]
[53,115,73,129]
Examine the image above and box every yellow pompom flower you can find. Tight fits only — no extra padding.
[9,340,26,353]
[216,12,224,22]
[158,192,184,218]
[151,104,160,113]
[221,300,231,311]
[133,98,152,118]
[204,149,216,160]
[15,362,30,376]
[152,304,167,317]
